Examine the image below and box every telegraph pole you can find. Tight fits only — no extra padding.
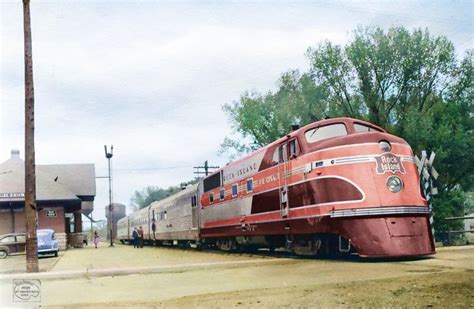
[104,145,114,247]
[23,0,39,272]
[193,160,219,178]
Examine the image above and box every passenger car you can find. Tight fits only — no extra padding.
[37,229,59,257]
[0,233,26,258]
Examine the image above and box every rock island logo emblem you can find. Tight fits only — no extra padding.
[375,153,405,174]
[13,279,41,302]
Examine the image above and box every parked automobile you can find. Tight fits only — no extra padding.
[37,229,59,257]
[0,233,26,258]
[0,229,59,258]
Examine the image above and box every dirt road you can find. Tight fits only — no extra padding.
[1,244,472,308]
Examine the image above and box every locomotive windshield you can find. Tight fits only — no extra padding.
[354,123,383,133]
[305,123,347,143]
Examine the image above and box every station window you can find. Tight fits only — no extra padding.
[246,179,253,193]
[232,184,238,197]
[209,193,214,203]
[220,189,225,200]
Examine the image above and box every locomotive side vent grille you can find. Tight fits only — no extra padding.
[330,206,430,218]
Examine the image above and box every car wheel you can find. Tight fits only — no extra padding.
[0,250,7,259]
[54,251,58,257]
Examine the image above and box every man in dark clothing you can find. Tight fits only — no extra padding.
[132,227,139,248]
[151,219,156,240]
[138,226,144,248]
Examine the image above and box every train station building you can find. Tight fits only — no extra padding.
[0,150,96,250]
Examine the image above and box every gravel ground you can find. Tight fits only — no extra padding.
[1,243,472,308]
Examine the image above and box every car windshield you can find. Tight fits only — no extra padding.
[37,232,51,241]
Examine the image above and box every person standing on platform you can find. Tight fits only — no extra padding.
[93,231,99,249]
[138,226,144,248]
[132,227,139,248]
[151,219,156,240]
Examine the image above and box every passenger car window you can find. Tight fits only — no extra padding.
[246,179,253,193]
[305,124,347,143]
[354,123,382,133]
[220,189,225,200]
[232,184,238,197]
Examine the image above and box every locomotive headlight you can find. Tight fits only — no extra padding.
[387,176,403,193]
[379,140,391,152]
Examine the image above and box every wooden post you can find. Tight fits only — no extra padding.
[23,0,39,273]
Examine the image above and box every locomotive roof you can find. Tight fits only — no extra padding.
[205,117,386,180]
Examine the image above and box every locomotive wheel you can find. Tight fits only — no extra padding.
[292,236,322,256]
[217,238,238,252]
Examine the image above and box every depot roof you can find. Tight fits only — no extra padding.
[0,150,96,209]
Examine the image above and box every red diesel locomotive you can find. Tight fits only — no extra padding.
[118,117,435,258]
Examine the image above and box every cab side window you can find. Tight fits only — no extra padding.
[279,144,288,163]
[289,139,298,159]
[271,147,279,165]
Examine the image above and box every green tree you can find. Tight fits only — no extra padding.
[221,70,329,157]
[130,179,199,209]
[131,186,180,209]
[308,27,456,128]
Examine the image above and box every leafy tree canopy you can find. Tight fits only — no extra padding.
[130,179,199,209]
[221,70,329,157]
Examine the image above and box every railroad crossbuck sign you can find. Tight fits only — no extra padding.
[415,151,438,237]
[415,151,438,201]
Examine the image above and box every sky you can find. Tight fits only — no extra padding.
[1,0,472,221]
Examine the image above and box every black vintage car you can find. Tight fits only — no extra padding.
[0,233,26,258]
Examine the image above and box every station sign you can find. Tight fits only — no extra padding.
[46,210,57,217]
[0,192,25,198]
